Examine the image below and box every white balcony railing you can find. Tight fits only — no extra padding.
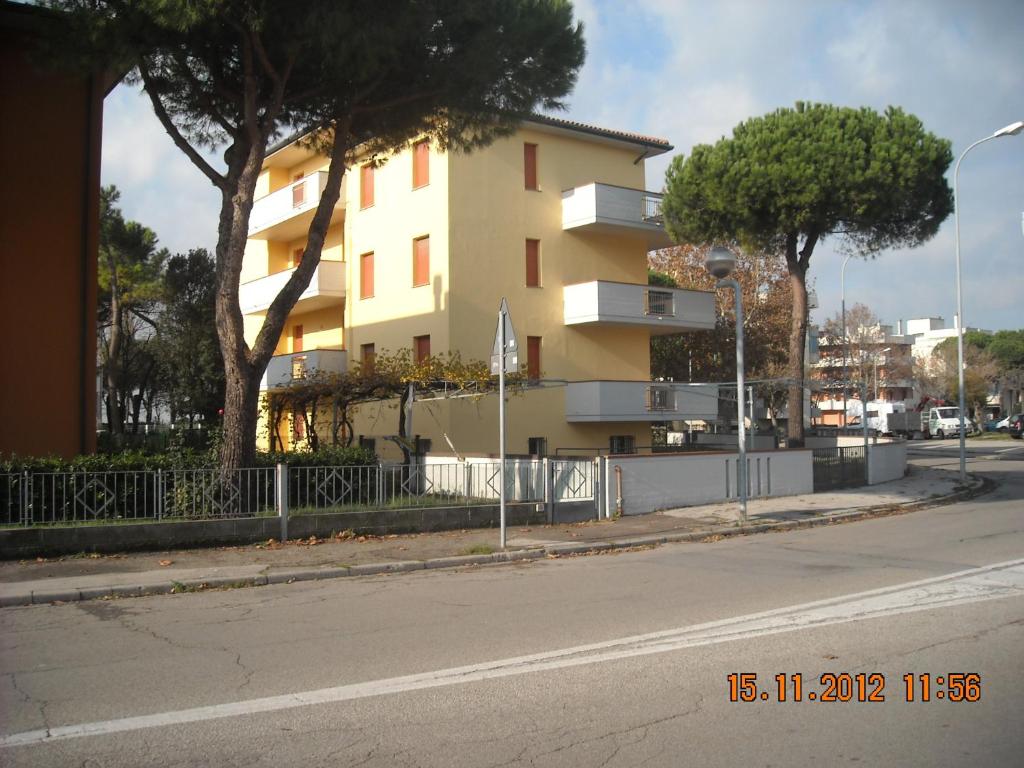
[261,349,348,390]
[562,183,672,248]
[563,281,715,334]
[249,171,337,239]
[565,381,719,422]
[239,260,345,315]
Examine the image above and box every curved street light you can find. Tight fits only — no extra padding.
[705,246,746,521]
[953,120,1024,482]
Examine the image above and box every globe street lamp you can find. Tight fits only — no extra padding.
[953,120,1024,482]
[706,246,746,521]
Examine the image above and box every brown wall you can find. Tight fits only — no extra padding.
[0,5,101,458]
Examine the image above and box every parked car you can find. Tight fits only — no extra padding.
[996,413,1022,432]
[1010,414,1024,440]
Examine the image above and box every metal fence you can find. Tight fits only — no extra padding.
[811,446,866,491]
[1,461,556,527]
[1,468,276,526]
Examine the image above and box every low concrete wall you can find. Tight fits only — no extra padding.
[688,434,777,451]
[605,450,814,517]
[805,436,870,448]
[0,502,545,560]
[868,440,908,485]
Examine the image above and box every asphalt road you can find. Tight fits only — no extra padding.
[2,448,1022,767]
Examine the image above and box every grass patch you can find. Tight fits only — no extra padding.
[968,432,1015,441]
[459,543,495,556]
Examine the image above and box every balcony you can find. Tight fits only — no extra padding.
[564,281,715,335]
[239,260,345,315]
[249,171,342,240]
[565,381,719,422]
[261,349,348,391]
[562,183,672,248]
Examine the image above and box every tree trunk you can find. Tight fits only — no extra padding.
[783,232,814,448]
[215,128,350,471]
[105,294,124,434]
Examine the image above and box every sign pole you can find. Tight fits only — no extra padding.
[499,306,507,550]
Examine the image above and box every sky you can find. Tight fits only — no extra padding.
[102,0,1024,333]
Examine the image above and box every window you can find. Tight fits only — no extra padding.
[361,343,375,373]
[414,334,431,363]
[412,139,429,188]
[610,435,636,455]
[292,247,304,268]
[292,325,303,353]
[525,239,540,287]
[360,164,374,208]
[292,173,305,207]
[359,436,376,453]
[528,437,548,457]
[413,236,430,287]
[646,386,674,412]
[527,336,541,381]
[360,252,374,299]
[524,143,538,190]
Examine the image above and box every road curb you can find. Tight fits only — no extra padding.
[0,473,993,607]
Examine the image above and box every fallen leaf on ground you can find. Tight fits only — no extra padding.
[158,560,173,567]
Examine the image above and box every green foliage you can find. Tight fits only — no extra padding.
[662,102,953,254]
[156,249,225,425]
[661,102,953,443]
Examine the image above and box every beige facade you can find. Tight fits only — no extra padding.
[241,118,717,457]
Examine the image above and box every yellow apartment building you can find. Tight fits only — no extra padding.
[240,116,719,458]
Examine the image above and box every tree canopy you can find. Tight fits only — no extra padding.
[50,0,586,469]
[662,102,953,445]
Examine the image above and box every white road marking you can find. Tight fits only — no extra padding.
[996,446,1023,454]
[3,558,1023,749]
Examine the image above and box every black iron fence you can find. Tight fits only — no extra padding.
[811,446,866,491]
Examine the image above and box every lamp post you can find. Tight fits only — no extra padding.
[953,120,1024,482]
[706,246,746,521]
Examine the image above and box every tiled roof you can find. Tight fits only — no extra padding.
[525,113,672,151]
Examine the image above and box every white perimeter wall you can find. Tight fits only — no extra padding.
[868,440,907,485]
[605,450,813,516]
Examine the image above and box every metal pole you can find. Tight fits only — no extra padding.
[499,307,507,549]
[951,124,1024,481]
[718,278,746,521]
[841,255,851,430]
[748,385,756,447]
[862,380,869,484]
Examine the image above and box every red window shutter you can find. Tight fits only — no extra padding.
[414,335,431,363]
[413,236,430,286]
[525,239,540,287]
[293,247,304,267]
[360,164,374,208]
[524,143,538,190]
[413,140,429,188]
[292,173,305,207]
[293,325,303,353]
[360,252,374,299]
[527,336,541,381]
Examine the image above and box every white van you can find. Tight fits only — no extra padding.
[927,406,974,439]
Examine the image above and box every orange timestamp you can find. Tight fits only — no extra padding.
[727,672,982,703]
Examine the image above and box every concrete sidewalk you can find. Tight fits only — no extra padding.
[0,465,985,607]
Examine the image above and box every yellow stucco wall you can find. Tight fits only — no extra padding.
[246,123,670,457]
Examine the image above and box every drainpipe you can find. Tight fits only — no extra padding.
[614,465,623,516]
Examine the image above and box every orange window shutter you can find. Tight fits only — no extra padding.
[413,236,430,286]
[361,343,375,373]
[527,336,541,380]
[525,239,540,287]
[292,173,305,207]
[360,252,374,298]
[293,325,303,353]
[360,164,374,208]
[293,247,304,267]
[524,143,538,190]
[413,140,429,188]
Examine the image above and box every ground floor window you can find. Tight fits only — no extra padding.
[528,436,548,457]
[609,435,636,455]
